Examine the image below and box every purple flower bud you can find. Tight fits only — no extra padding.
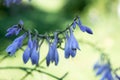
[76,18,86,32]
[46,33,59,66]
[6,33,26,56]
[76,17,93,34]
[46,44,53,66]
[13,33,26,47]
[84,26,93,34]
[64,33,70,58]
[23,33,32,64]
[28,33,33,49]
[5,20,24,37]
[23,47,31,63]
[31,46,39,65]
[6,41,18,56]
[5,25,21,37]
[30,35,40,65]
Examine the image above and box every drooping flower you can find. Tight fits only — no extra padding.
[6,33,26,56]
[6,41,19,56]
[30,39,40,65]
[5,25,21,37]
[23,47,31,63]
[13,33,26,47]
[46,33,59,66]
[76,17,93,34]
[84,26,93,34]
[23,33,40,65]
[64,28,80,58]
[5,20,24,37]
[93,58,114,80]
[23,33,33,64]
[77,18,86,32]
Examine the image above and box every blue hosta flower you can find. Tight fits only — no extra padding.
[13,33,26,47]
[23,47,31,63]
[6,41,19,56]
[6,33,26,56]
[84,26,93,34]
[23,33,33,64]
[30,39,39,65]
[93,60,114,80]
[46,33,59,66]
[5,25,21,37]
[77,18,86,32]
[76,17,93,34]
[23,33,40,65]
[64,28,80,58]
[5,20,24,37]
[31,47,39,65]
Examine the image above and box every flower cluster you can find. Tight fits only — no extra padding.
[93,54,114,80]
[5,17,93,66]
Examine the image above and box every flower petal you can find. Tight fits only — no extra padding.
[54,49,59,65]
[23,47,30,64]
[85,26,93,34]
[31,47,39,65]
[6,42,18,56]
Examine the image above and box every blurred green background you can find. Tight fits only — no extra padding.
[0,0,120,80]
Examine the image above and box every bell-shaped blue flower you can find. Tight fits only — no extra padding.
[93,60,114,80]
[46,33,59,66]
[46,44,53,66]
[31,46,39,65]
[64,33,70,58]
[6,41,19,56]
[23,47,31,64]
[13,33,26,48]
[64,28,80,58]
[6,33,26,56]
[5,25,21,37]
[5,20,24,37]
[23,33,33,64]
[84,26,93,34]
[30,37,39,65]
[76,17,93,34]
[76,17,86,32]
